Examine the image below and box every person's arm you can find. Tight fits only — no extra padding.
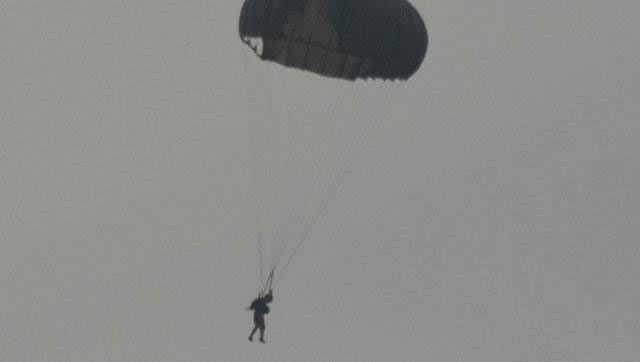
[247,299,257,310]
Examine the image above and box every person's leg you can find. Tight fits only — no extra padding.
[249,326,258,341]
[259,326,265,343]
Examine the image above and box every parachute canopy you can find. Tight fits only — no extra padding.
[239,0,428,81]
[239,0,428,292]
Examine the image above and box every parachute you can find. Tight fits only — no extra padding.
[239,0,428,293]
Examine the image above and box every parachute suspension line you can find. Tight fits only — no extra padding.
[271,81,370,270]
[269,76,359,276]
[271,80,306,268]
[275,82,375,280]
[261,61,282,286]
[257,56,276,287]
[249,62,322,284]
[245,53,294,288]
[261,269,274,295]
[267,68,284,278]
[269,81,329,266]
[277,86,396,279]
[268,68,320,277]
[265,65,285,275]
[278,81,404,281]
[255,58,295,287]
[270,57,290,256]
[243,51,265,286]
[262,62,277,281]
[268,69,302,275]
[246,61,405,287]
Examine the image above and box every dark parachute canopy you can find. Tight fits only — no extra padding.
[239,0,428,293]
[239,0,428,81]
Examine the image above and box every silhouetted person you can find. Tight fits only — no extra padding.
[247,289,273,343]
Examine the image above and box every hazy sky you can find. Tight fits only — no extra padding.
[1,1,639,361]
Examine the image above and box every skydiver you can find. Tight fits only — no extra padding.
[247,289,273,343]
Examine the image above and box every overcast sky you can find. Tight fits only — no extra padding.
[1,1,639,361]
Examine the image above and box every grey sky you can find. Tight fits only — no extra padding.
[1,1,639,361]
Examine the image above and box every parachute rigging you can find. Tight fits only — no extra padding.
[239,0,428,293]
